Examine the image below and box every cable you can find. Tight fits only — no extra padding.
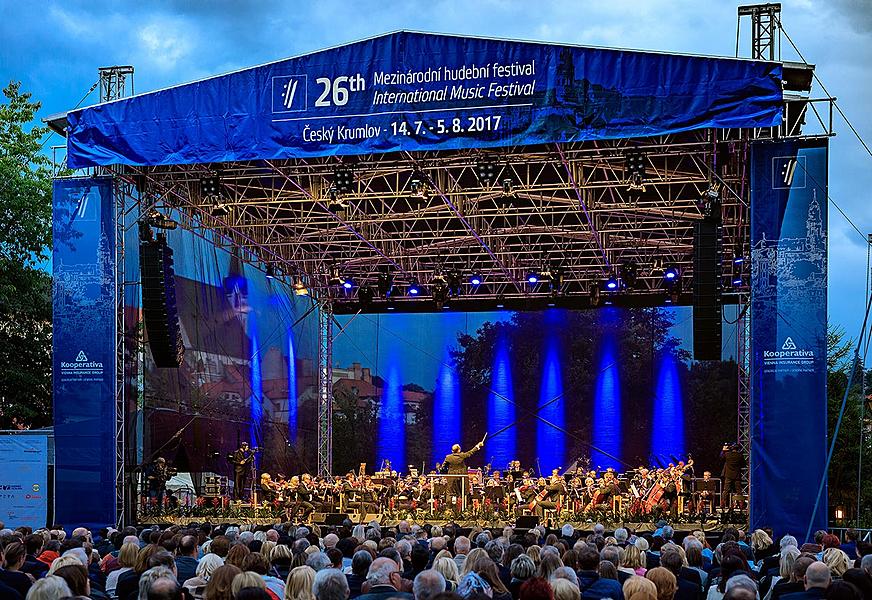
[805,287,872,542]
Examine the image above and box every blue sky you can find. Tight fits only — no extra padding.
[2,0,869,344]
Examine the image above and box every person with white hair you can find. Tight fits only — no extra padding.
[593,524,605,537]
[413,569,446,600]
[138,566,178,600]
[561,524,575,543]
[314,568,351,600]
[308,552,333,572]
[23,574,72,600]
[614,528,629,546]
[358,556,414,600]
[182,553,225,599]
[453,536,471,571]
[551,566,579,586]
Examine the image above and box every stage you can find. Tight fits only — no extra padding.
[47,17,831,539]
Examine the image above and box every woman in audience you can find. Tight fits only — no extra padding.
[527,546,542,567]
[434,556,460,592]
[645,567,677,600]
[182,553,225,599]
[510,554,537,600]
[0,541,34,597]
[270,544,294,582]
[285,565,316,600]
[707,555,746,600]
[823,548,852,578]
[462,548,491,576]
[551,578,580,600]
[478,559,513,600]
[624,575,659,600]
[598,560,619,581]
[232,571,268,598]
[824,580,862,600]
[684,545,708,589]
[205,564,243,600]
[53,564,90,598]
[106,542,139,599]
[751,530,777,561]
[623,545,647,577]
[536,553,563,581]
[114,543,161,600]
[226,543,252,569]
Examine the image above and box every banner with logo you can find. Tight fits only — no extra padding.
[52,177,117,529]
[750,139,828,538]
[66,31,782,168]
[0,435,48,528]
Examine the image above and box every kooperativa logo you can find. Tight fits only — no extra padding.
[272,75,307,113]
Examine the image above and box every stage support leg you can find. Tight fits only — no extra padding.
[737,295,751,509]
[317,302,334,478]
[114,177,127,527]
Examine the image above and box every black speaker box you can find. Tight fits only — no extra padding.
[693,220,723,361]
[515,515,540,529]
[324,513,349,526]
[140,234,184,368]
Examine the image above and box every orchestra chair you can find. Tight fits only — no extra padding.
[612,494,623,516]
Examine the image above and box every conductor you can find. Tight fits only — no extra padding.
[442,434,486,498]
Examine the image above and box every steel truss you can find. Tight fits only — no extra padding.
[104,94,831,502]
[317,302,334,477]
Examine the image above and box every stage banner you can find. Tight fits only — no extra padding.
[66,31,782,168]
[750,139,828,539]
[0,435,48,528]
[52,177,117,529]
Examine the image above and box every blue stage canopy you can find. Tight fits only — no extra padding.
[65,31,783,168]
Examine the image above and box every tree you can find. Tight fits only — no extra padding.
[826,324,872,525]
[0,82,54,429]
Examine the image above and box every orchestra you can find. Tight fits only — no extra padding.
[141,440,738,523]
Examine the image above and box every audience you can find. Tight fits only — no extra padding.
[3,520,871,600]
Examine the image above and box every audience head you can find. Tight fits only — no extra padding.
[519,577,554,600]
[824,581,863,600]
[623,575,658,600]
[53,563,91,597]
[23,575,72,600]
[645,567,677,600]
[232,571,267,597]
[313,568,351,600]
[414,569,448,600]
[551,578,580,600]
[805,561,832,590]
[205,564,243,600]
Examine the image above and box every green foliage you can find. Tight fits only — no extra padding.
[826,324,872,526]
[0,82,54,429]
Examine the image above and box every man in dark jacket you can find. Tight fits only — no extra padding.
[576,544,623,600]
[356,557,415,600]
[174,535,199,585]
[661,551,701,600]
[781,562,830,600]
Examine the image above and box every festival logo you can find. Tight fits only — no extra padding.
[272,75,307,113]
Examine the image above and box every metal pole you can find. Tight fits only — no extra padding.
[317,301,334,478]
[859,235,871,526]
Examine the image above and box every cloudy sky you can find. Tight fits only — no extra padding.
[2,0,870,342]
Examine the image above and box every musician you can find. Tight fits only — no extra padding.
[229,441,256,500]
[288,475,315,520]
[441,436,485,499]
[145,457,171,507]
[259,473,278,504]
[694,470,718,513]
[532,473,566,520]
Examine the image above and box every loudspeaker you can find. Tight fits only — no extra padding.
[515,515,540,529]
[140,233,184,368]
[325,513,349,526]
[693,220,722,361]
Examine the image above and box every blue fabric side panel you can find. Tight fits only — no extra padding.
[67,31,782,168]
[749,139,828,540]
[52,177,117,529]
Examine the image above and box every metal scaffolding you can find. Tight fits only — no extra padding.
[317,302,334,477]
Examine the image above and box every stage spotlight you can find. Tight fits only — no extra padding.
[326,186,348,216]
[604,276,619,291]
[733,256,745,265]
[589,285,601,307]
[333,167,354,194]
[625,150,646,191]
[265,264,276,280]
[622,262,639,289]
[409,170,428,196]
[469,273,483,287]
[200,174,222,198]
[446,271,462,297]
[145,209,177,230]
[527,272,540,285]
[663,266,680,283]
[358,285,374,307]
[501,177,514,195]
[377,270,394,298]
[732,276,744,286]
[342,278,354,290]
[698,182,722,220]
[328,267,346,287]
[495,294,505,309]
[292,277,309,296]
[476,160,498,186]
[407,282,421,296]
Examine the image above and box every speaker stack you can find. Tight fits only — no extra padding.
[140,232,185,368]
[692,218,723,361]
